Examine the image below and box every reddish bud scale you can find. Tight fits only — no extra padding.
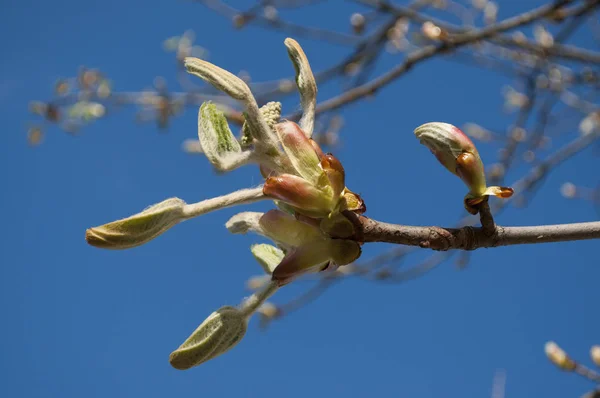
[263,175,332,217]
[456,151,486,196]
[496,187,514,198]
[309,138,325,159]
[451,125,476,151]
[343,190,366,214]
[321,153,346,199]
[275,121,323,186]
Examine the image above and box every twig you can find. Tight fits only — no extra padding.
[301,0,580,117]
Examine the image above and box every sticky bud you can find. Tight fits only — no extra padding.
[86,198,185,249]
[415,122,513,213]
[169,306,247,370]
[415,122,479,184]
[545,341,576,371]
[321,153,346,199]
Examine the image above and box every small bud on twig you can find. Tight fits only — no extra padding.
[545,341,576,371]
[591,345,600,367]
[415,122,513,214]
[350,13,366,34]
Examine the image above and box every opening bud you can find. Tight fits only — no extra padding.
[184,57,251,101]
[415,122,513,213]
[198,102,250,171]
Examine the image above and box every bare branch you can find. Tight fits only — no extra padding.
[360,217,600,250]
[303,0,590,116]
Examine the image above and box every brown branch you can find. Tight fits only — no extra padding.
[303,0,581,116]
[195,0,362,46]
[359,217,600,250]
[359,122,600,252]
[361,0,600,65]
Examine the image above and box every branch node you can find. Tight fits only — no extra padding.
[428,226,454,251]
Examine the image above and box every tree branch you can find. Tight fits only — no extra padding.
[359,217,600,250]
[303,0,586,116]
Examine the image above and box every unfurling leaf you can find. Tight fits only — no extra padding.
[86,198,185,250]
[271,241,333,284]
[284,38,317,137]
[258,209,323,247]
[250,243,285,274]
[184,57,251,101]
[225,212,264,235]
[271,238,360,285]
[169,306,247,370]
[185,57,280,152]
[198,102,249,170]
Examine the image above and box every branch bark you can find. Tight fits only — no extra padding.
[359,217,600,251]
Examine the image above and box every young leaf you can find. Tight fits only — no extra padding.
[85,198,185,250]
[199,102,249,171]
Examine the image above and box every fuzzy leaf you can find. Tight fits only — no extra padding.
[169,306,247,370]
[199,102,250,171]
[86,198,185,249]
[250,244,285,274]
[185,58,251,101]
[284,38,317,137]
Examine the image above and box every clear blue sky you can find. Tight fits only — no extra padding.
[1,0,598,397]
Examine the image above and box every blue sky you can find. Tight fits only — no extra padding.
[1,0,599,397]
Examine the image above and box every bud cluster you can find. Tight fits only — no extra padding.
[84,37,518,371]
